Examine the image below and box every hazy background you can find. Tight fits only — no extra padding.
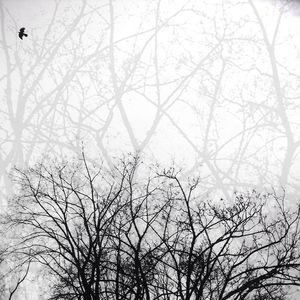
[1,0,300,201]
[1,0,300,298]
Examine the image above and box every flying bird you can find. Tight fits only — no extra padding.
[18,27,28,40]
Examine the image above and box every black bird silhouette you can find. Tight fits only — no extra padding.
[18,27,28,40]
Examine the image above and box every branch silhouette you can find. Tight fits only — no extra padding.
[3,153,300,299]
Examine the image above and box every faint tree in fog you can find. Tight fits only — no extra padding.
[2,0,300,204]
[0,245,31,300]
[4,153,300,299]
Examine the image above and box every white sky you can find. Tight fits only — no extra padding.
[1,0,300,196]
[2,0,300,298]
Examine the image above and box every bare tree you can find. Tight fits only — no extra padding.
[0,244,31,300]
[1,0,300,206]
[4,153,300,299]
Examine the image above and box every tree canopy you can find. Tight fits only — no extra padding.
[3,154,300,300]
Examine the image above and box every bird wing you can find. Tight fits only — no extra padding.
[18,32,23,39]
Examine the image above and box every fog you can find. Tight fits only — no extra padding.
[1,0,300,196]
[2,0,300,298]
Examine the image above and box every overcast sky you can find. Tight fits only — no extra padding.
[2,1,300,298]
[1,0,300,206]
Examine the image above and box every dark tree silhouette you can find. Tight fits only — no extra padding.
[0,244,31,300]
[4,153,300,299]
